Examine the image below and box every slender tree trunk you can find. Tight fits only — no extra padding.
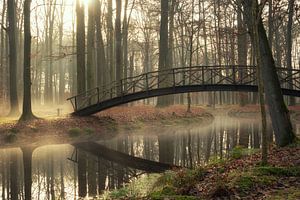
[187,0,195,113]
[122,0,129,92]
[95,0,106,88]
[58,2,65,105]
[76,0,86,94]
[87,0,96,91]
[107,0,114,84]
[242,0,295,147]
[0,0,6,109]
[157,0,171,107]
[20,0,36,121]
[237,0,248,106]
[115,0,123,95]
[7,0,20,116]
[286,0,295,105]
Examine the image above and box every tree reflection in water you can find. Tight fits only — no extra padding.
[0,116,278,199]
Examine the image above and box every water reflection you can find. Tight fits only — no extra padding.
[0,116,277,199]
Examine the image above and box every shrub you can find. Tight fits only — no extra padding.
[83,127,94,135]
[68,128,82,137]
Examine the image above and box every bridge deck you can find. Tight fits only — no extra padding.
[68,65,300,116]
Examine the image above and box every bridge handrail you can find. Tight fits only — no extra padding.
[67,65,256,101]
[67,65,300,112]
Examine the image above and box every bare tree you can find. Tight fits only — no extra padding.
[7,0,19,116]
[242,0,296,147]
[76,0,86,94]
[20,0,36,121]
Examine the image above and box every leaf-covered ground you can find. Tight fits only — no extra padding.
[0,105,213,148]
[106,145,300,200]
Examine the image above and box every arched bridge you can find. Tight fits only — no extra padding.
[68,65,300,116]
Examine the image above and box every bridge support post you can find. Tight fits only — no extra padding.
[233,66,236,84]
[120,80,124,98]
[202,67,205,84]
[172,69,176,91]
[97,87,100,103]
[145,73,149,94]
[74,97,78,111]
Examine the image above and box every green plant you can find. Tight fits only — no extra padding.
[83,127,94,135]
[255,166,300,177]
[109,187,129,199]
[234,175,255,192]
[68,128,82,137]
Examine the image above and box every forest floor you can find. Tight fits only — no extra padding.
[0,105,213,148]
[106,144,300,200]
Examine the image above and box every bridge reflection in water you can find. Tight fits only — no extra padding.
[68,65,300,116]
[0,116,287,199]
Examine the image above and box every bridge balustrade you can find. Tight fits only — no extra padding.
[67,65,300,114]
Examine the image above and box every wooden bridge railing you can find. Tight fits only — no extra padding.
[67,65,300,112]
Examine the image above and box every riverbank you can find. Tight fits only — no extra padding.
[105,144,300,200]
[0,105,213,148]
[228,104,300,122]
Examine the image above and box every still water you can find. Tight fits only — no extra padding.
[0,115,298,199]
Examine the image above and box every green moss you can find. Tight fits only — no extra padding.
[229,170,276,194]
[150,185,177,197]
[230,146,259,159]
[234,174,255,192]
[173,168,206,189]
[255,166,300,177]
[68,127,82,137]
[109,187,129,199]
[83,127,94,135]
[266,187,300,200]
[208,156,227,165]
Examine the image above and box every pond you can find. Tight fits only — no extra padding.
[0,113,298,199]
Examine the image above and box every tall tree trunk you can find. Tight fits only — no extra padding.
[87,0,96,91]
[20,0,35,121]
[58,1,65,105]
[7,0,19,116]
[0,0,6,109]
[95,0,106,88]
[268,0,273,49]
[242,0,296,147]
[107,0,114,84]
[237,0,248,106]
[115,0,123,95]
[187,0,195,113]
[76,0,86,94]
[286,0,295,105]
[157,0,172,107]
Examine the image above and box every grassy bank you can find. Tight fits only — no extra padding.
[104,144,300,199]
